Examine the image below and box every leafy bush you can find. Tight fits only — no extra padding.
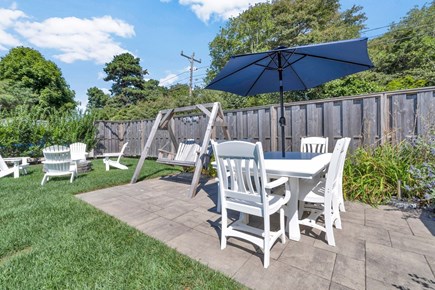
[0,106,97,157]
[405,130,435,205]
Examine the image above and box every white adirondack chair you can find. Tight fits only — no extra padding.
[70,142,88,162]
[212,140,291,268]
[301,137,329,153]
[103,142,128,171]
[41,145,76,185]
[0,154,29,178]
[298,138,347,246]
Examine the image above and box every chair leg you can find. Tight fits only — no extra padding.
[280,207,286,244]
[263,215,270,268]
[338,183,346,212]
[324,212,336,246]
[220,208,227,250]
[41,174,48,186]
[70,172,75,183]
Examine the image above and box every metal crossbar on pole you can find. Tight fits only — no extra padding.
[181,51,201,97]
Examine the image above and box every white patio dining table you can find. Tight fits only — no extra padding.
[263,152,332,241]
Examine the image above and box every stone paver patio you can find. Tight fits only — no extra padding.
[77,174,435,290]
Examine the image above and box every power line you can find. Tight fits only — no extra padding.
[363,22,434,39]
[160,70,190,83]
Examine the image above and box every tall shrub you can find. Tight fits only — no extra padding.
[0,106,97,157]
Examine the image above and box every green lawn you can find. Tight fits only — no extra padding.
[0,158,243,289]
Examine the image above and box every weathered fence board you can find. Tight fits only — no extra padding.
[94,87,435,157]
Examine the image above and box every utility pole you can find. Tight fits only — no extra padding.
[181,51,201,97]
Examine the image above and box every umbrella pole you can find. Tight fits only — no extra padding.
[278,52,285,157]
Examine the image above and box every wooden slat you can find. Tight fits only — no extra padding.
[363,97,378,147]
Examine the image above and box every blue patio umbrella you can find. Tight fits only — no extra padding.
[206,37,374,157]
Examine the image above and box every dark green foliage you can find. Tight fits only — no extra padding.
[86,87,109,109]
[0,47,76,111]
[103,53,150,106]
[0,106,97,157]
[0,160,243,289]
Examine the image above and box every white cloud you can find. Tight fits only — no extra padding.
[100,88,110,95]
[14,15,135,64]
[178,0,268,23]
[97,72,106,80]
[0,8,26,50]
[159,73,178,87]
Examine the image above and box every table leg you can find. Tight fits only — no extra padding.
[286,178,301,241]
[13,162,20,178]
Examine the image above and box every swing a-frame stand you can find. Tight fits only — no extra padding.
[131,102,230,198]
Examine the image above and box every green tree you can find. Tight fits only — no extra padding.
[0,47,76,111]
[368,1,435,87]
[207,0,366,82]
[103,53,149,106]
[86,87,109,109]
[271,0,365,47]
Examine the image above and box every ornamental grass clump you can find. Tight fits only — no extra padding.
[343,141,413,205]
[343,129,435,206]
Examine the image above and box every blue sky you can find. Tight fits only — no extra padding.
[0,0,429,108]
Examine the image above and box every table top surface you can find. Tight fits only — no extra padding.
[264,151,321,160]
[264,153,332,179]
[212,151,332,179]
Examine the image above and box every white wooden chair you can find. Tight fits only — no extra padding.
[103,142,128,171]
[41,145,76,185]
[157,139,201,167]
[297,138,346,246]
[0,154,29,178]
[336,137,351,212]
[70,142,88,162]
[212,140,291,268]
[301,137,329,153]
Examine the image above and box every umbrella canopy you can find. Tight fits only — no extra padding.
[206,37,374,156]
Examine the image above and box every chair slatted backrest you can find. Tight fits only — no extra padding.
[0,154,9,171]
[324,139,346,207]
[174,139,200,162]
[212,140,268,207]
[43,145,71,173]
[301,137,329,153]
[70,142,87,161]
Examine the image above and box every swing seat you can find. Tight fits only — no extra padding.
[157,139,201,167]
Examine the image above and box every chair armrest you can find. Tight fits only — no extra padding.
[265,176,288,189]
[158,149,175,160]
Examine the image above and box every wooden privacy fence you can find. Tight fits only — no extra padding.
[94,86,435,157]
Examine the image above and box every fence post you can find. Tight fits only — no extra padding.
[379,93,389,145]
[270,105,278,151]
